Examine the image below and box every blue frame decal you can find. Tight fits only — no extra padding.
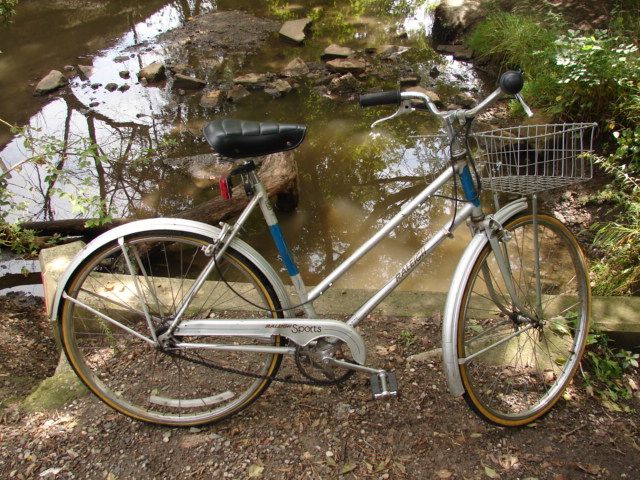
[460,165,480,207]
[268,225,299,276]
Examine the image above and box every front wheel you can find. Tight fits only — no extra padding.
[59,231,285,427]
[456,213,590,426]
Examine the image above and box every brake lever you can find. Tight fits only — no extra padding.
[371,100,414,128]
[515,93,534,118]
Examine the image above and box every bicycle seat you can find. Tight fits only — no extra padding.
[203,119,306,159]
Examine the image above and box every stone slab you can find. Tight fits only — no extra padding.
[279,18,312,44]
[39,241,86,318]
[38,242,640,346]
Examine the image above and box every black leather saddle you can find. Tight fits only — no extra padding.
[203,119,306,159]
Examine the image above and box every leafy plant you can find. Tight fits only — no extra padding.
[582,330,638,406]
[0,0,17,24]
[398,330,417,349]
[0,223,38,256]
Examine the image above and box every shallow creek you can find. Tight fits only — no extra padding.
[0,0,487,295]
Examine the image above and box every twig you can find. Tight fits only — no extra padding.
[561,423,586,440]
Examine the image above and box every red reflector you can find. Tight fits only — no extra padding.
[219,176,232,200]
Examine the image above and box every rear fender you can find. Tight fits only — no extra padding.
[49,218,293,338]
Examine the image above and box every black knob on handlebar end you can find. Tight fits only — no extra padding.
[499,70,524,95]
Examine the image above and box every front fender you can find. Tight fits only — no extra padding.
[441,198,528,396]
[49,218,293,335]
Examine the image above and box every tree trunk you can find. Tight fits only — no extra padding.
[20,152,299,237]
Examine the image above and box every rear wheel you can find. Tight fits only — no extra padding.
[456,213,590,426]
[59,231,284,426]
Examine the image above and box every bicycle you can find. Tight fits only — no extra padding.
[50,70,596,427]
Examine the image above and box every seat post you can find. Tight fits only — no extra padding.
[251,171,317,318]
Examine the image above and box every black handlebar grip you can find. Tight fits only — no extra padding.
[499,70,524,95]
[359,90,402,107]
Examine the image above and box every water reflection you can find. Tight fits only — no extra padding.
[1,0,483,293]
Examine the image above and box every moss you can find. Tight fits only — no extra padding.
[22,370,87,412]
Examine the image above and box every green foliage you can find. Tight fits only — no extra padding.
[0,223,38,256]
[398,330,416,349]
[553,30,640,119]
[0,0,17,24]
[583,330,639,406]
[468,12,557,75]
[469,9,640,295]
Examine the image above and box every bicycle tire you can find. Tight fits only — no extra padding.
[456,212,590,426]
[59,230,284,427]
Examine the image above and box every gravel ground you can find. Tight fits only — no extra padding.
[1,293,639,480]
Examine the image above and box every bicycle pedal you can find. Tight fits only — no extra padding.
[370,371,398,400]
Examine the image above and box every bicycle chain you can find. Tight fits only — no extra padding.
[165,349,352,387]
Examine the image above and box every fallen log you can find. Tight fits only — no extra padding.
[20,151,299,238]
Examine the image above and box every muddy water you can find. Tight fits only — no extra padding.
[0,0,485,294]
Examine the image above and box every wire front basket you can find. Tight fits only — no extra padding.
[473,123,597,195]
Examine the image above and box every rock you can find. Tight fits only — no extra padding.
[452,92,476,108]
[405,86,444,108]
[34,70,67,96]
[407,347,442,363]
[429,66,440,78]
[400,75,421,87]
[201,58,223,70]
[91,82,101,89]
[173,74,207,90]
[63,65,75,72]
[329,73,358,92]
[376,44,410,58]
[227,84,250,102]
[105,83,118,92]
[169,63,191,75]
[432,0,486,43]
[265,79,292,96]
[436,44,473,60]
[282,57,309,77]
[321,44,353,61]
[200,89,225,108]
[279,17,312,44]
[89,101,100,108]
[117,84,130,92]
[22,356,87,411]
[138,62,166,83]
[113,55,131,62]
[453,49,474,61]
[77,65,94,79]
[325,58,366,74]
[233,73,268,87]
[118,70,130,79]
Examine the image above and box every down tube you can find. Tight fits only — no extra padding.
[347,203,475,327]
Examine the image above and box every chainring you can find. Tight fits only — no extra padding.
[294,342,355,386]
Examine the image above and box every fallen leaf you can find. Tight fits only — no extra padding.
[247,464,264,478]
[375,346,389,356]
[341,462,357,474]
[485,465,500,478]
[576,463,602,475]
[437,469,454,479]
[498,455,519,471]
[602,399,622,412]
[40,468,63,478]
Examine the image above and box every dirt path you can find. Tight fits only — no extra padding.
[0,295,638,480]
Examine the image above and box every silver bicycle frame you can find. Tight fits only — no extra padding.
[163,159,477,336]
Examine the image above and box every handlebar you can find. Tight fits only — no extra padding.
[359,70,533,125]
